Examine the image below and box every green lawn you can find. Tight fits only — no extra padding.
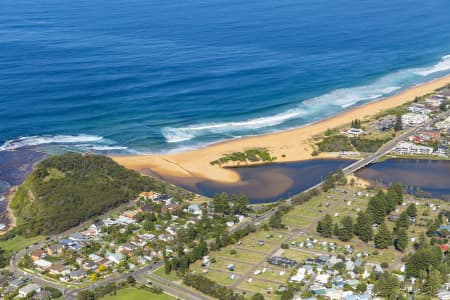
[102,288,175,300]
[0,235,44,252]
[153,265,181,282]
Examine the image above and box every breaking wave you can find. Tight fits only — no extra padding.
[162,54,450,143]
[0,134,104,151]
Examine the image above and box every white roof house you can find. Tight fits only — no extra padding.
[408,103,432,114]
[18,283,41,298]
[346,128,364,136]
[33,259,53,270]
[402,113,429,127]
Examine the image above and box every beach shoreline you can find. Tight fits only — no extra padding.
[112,74,450,183]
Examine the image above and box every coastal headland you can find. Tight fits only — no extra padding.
[112,74,450,183]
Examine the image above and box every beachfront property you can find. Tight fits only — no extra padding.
[401,113,429,127]
[345,128,364,137]
[371,115,396,131]
[393,141,433,155]
[425,95,445,108]
[408,103,432,114]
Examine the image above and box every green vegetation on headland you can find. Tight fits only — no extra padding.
[210,148,276,166]
[10,152,189,236]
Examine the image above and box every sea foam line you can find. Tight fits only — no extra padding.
[0,134,104,151]
[162,54,450,144]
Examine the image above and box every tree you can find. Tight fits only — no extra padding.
[334,169,347,185]
[406,203,417,218]
[395,211,409,231]
[386,186,399,213]
[334,223,340,237]
[269,211,283,229]
[126,275,136,285]
[317,214,333,238]
[339,216,354,242]
[323,172,335,191]
[252,293,265,300]
[90,273,97,282]
[395,228,408,252]
[212,192,229,215]
[440,101,448,112]
[406,245,443,277]
[232,193,249,215]
[355,211,373,243]
[374,222,392,249]
[393,183,404,204]
[394,114,403,132]
[423,269,442,296]
[367,193,388,225]
[375,272,400,299]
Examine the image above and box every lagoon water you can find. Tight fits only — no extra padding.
[357,158,450,200]
[1,0,450,154]
[153,159,353,203]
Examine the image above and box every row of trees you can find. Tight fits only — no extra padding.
[351,119,362,129]
[183,274,246,300]
[212,192,250,216]
[317,184,417,251]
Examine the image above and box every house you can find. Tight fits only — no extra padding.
[69,232,86,242]
[346,128,364,137]
[49,263,71,276]
[18,284,41,298]
[106,251,124,264]
[69,269,87,281]
[117,215,136,225]
[33,259,52,271]
[47,244,63,257]
[402,113,429,127]
[9,278,26,289]
[141,204,154,213]
[31,249,47,261]
[408,103,432,114]
[372,115,396,131]
[83,261,99,271]
[88,253,102,262]
[267,256,297,268]
[162,204,182,214]
[139,191,160,200]
[123,209,142,219]
[419,129,441,142]
[187,204,202,215]
[393,141,433,155]
[436,145,449,157]
[425,96,444,107]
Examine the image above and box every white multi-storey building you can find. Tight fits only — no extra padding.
[393,141,433,155]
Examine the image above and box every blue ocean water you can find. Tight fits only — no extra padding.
[1,0,450,154]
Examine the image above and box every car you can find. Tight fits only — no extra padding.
[146,280,153,285]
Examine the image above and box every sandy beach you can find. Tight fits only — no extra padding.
[112,74,450,183]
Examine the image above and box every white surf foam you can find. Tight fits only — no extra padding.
[0,134,104,151]
[414,55,450,76]
[83,145,129,151]
[162,54,450,144]
[162,109,307,143]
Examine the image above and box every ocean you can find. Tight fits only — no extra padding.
[1,0,450,154]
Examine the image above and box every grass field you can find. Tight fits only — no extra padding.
[0,235,44,252]
[101,288,175,300]
[153,266,181,282]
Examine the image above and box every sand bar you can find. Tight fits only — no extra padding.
[112,74,450,183]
